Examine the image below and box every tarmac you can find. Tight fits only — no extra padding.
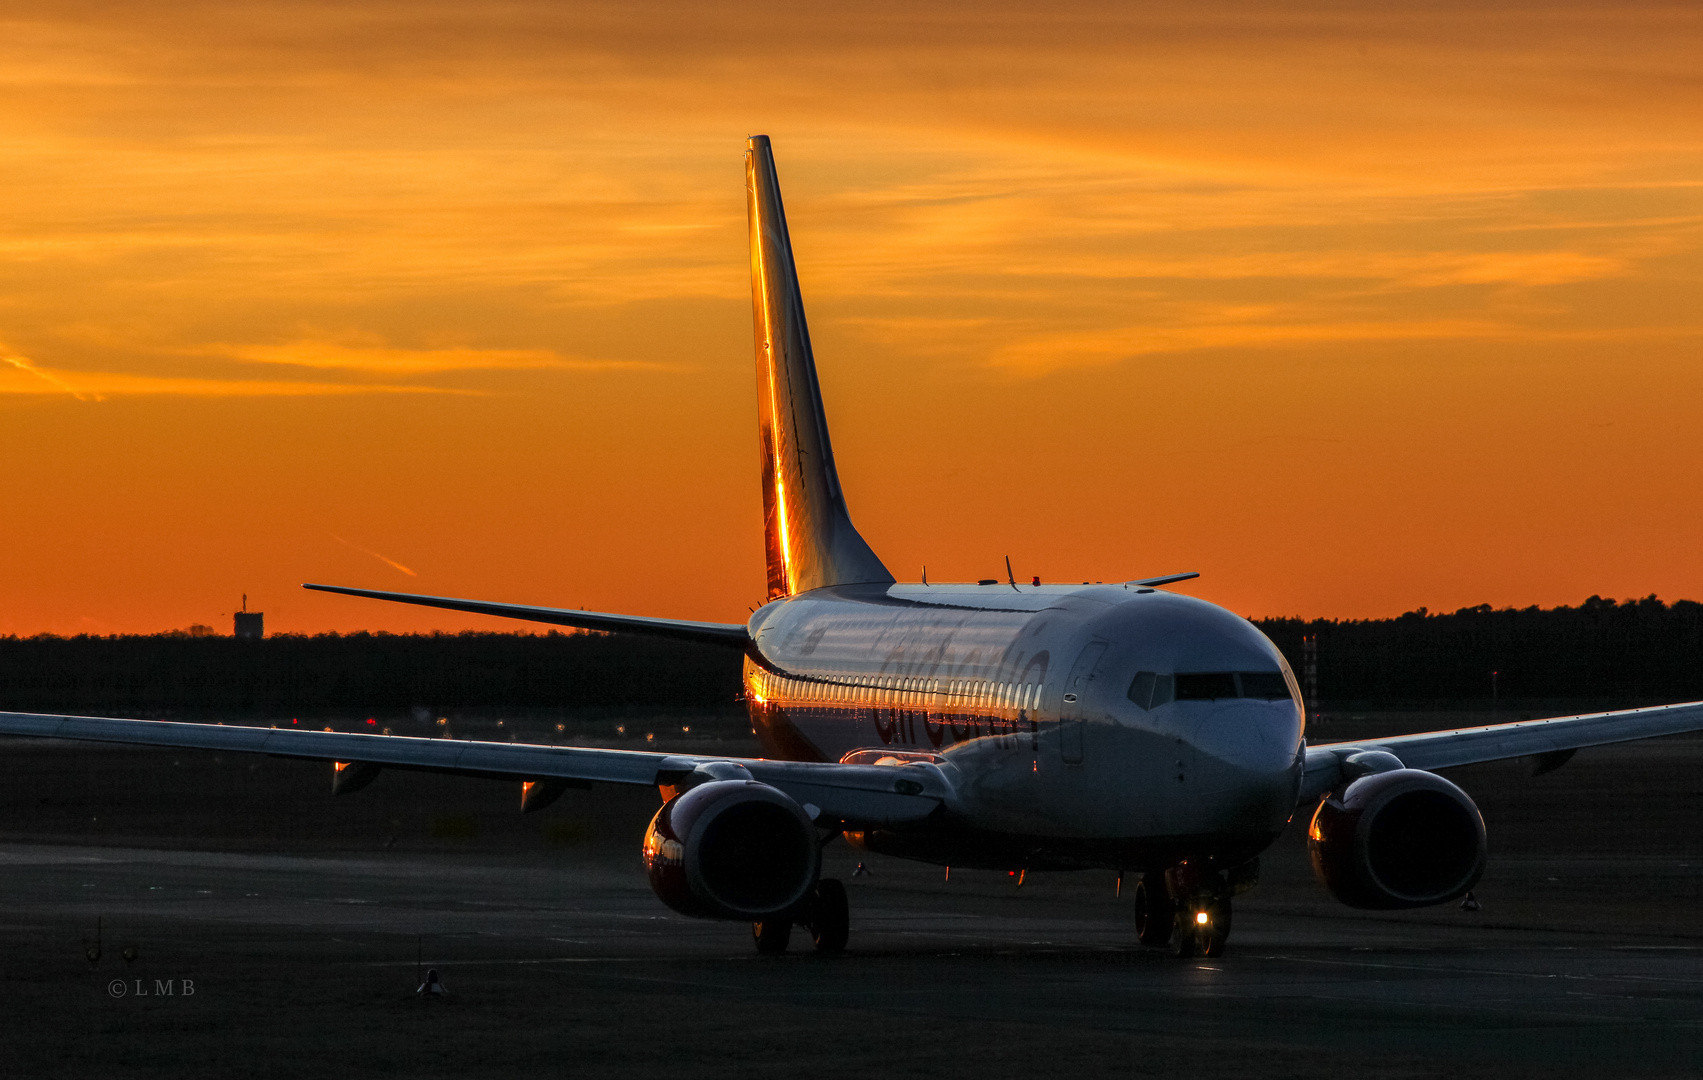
[1,718,1698,1078]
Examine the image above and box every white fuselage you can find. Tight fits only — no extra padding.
[742,583,1305,871]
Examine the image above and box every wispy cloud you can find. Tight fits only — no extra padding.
[985,318,1512,374]
[0,365,471,397]
[0,348,93,400]
[331,535,418,578]
[217,341,665,374]
[4,1,1703,632]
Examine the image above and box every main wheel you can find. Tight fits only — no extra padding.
[753,918,792,955]
[1133,874,1173,947]
[810,878,849,953]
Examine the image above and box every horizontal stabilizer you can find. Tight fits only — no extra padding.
[1126,572,1200,588]
[301,584,748,647]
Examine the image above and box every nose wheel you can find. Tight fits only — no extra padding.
[1136,863,1234,958]
[1169,895,1231,958]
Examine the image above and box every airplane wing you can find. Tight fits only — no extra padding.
[0,711,944,827]
[301,583,750,647]
[1299,700,1703,803]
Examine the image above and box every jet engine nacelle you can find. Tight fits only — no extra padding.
[643,779,821,920]
[1308,768,1487,910]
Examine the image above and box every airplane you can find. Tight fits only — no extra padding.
[5,135,1703,959]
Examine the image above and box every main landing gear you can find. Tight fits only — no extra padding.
[752,878,849,955]
[1135,861,1249,959]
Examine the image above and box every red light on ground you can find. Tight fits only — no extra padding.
[366,718,377,725]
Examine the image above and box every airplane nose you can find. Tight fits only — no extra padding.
[1181,700,1304,833]
[1191,701,1303,773]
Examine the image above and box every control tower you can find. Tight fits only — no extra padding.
[234,594,264,640]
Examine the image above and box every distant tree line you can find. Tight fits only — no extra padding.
[2,595,1700,714]
[0,631,742,715]
[1258,595,1703,709]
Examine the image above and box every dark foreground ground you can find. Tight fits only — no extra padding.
[0,712,1699,1079]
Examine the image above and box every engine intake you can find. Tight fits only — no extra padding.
[1308,768,1486,909]
[643,779,820,920]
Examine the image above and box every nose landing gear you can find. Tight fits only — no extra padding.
[1171,893,1231,959]
[1135,860,1251,958]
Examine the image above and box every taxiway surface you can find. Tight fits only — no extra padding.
[1,722,1698,1078]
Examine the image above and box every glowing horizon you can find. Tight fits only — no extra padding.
[3,2,1700,635]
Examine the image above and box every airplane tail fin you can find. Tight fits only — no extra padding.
[746,135,893,600]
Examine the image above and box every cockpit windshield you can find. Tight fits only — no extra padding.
[1127,669,1293,709]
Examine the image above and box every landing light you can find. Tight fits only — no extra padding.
[1195,911,1209,925]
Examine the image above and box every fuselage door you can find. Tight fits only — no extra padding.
[1059,642,1108,765]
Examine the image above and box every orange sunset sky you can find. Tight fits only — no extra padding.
[3,2,1701,636]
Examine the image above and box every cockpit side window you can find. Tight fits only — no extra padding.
[1126,671,1174,710]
